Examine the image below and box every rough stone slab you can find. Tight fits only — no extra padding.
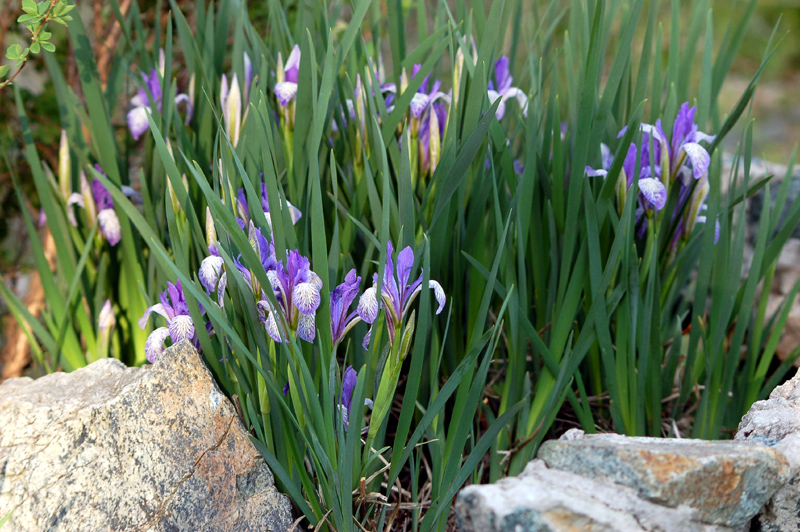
[455,459,742,532]
[537,429,788,527]
[0,340,293,532]
[737,368,800,531]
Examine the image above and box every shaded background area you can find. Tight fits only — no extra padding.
[1,0,799,378]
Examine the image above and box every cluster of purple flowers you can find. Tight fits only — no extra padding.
[586,102,716,241]
[268,45,527,178]
[142,168,447,362]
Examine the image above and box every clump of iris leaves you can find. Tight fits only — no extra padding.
[2,0,798,530]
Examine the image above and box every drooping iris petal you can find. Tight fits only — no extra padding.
[127,106,150,141]
[274,81,298,107]
[694,132,715,144]
[682,142,711,179]
[168,314,196,343]
[293,282,321,315]
[409,93,430,118]
[357,286,380,324]
[97,209,121,246]
[638,178,668,211]
[66,193,84,226]
[145,327,170,363]
[487,90,506,120]
[138,303,170,330]
[296,313,316,343]
[265,311,285,343]
[502,87,528,117]
[429,280,447,315]
[200,255,225,293]
[585,166,608,177]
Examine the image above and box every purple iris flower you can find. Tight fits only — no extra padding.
[330,269,362,346]
[357,241,446,349]
[668,103,714,183]
[236,181,302,227]
[127,67,192,141]
[586,137,668,213]
[404,64,449,130]
[139,280,207,363]
[227,234,321,345]
[488,56,528,120]
[66,166,121,246]
[261,249,323,343]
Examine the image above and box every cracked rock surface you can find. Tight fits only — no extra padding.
[737,367,800,531]
[0,340,293,532]
[455,459,743,532]
[538,430,788,527]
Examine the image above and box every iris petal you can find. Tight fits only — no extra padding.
[639,178,667,211]
[297,313,316,343]
[396,247,415,292]
[357,286,380,324]
[199,255,225,293]
[127,106,150,141]
[138,303,170,330]
[429,280,447,314]
[168,315,196,343]
[409,93,430,118]
[293,282,321,315]
[682,142,711,179]
[274,81,298,107]
[265,312,285,343]
[145,327,170,363]
[98,209,121,246]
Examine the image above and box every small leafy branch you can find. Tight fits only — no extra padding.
[0,0,73,90]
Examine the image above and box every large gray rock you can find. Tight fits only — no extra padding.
[455,459,740,532]
[737,368,800,531]
[0,340,293,531]
[537,430,788,527]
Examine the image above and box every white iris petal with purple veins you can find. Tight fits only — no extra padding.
[199,254,225,293]
[639,178,667,211]
[145,327,170,364]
